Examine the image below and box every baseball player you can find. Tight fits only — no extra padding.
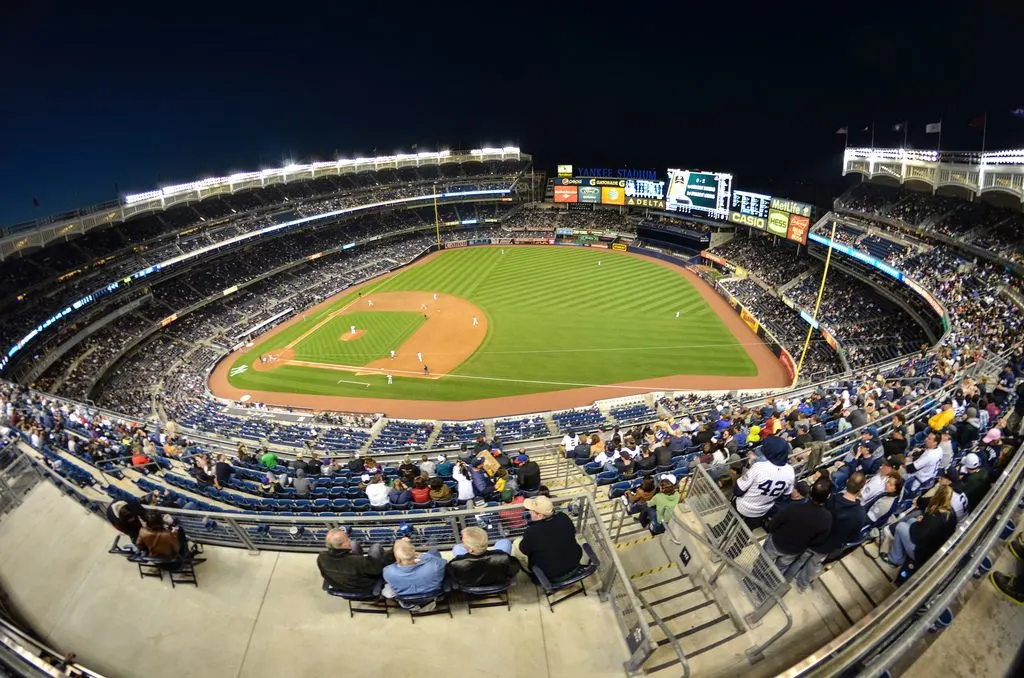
[367,299,374,307]
[472,316,479,327]
[350,325,356,335]
[387,374,393,385]
[675,311,680,318]
[423,365,430,375]
[389,349,396,359]
[417,351,423,362]
[433,292,438,301]
[421,302,428,311]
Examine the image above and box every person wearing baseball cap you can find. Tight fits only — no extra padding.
[519,495,583,581]
[959,452,992,513]
[513,451,541,492]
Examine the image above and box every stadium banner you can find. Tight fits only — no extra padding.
[767,209,790,237]
[786,214,810,245]
[601,186,626,205]
[728,211,767,230]
[769,197,813,218]
[556,177,627,187]
[779,351,796,383]
[612,242,628,251]
[468,239,491,246]
[494,238,513,245]
[160,313,178,327]
[514,237,555,245]
[903,276,946,317]
[701,251,727,267]
[625,197,665,209]
[740,306,760,334]
[555,227,573,235]
[733,266,748,278]
[554,185,578,203]
[557,164,573,177]
[444,240,468,249]
[821,328,839,351]
[578,185,601,203]
[598,235,616,242]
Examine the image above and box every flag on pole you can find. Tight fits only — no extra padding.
[836,126,848,134]
[891,123,904,131]
[968,115,986,128]
[925,122,942,134]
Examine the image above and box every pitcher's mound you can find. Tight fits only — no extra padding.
[340,330,366,342]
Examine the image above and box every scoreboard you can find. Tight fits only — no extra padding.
[730,190,772,219]
[553,175,666,208]
[665,169,732,219]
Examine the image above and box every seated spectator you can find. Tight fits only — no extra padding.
[794,473,868,590]
[306,452,322,476]
[470,457,495,498]
[937,470,969,521]
[106,499,143,544]
[192,455,214,487]
[361,474,389,507]
[362,457,382,476]
[136,512,181,559]
[428,477,452,502]
[318,528,395,595]
[733,436,795,529]
[614,453,637,476]
[866,473,904,525]
[452,461,474,501]
[213,454,233,489]
[260,473,281,495]
[409,476,431,504]
[570,435,592,461]
[399,456,419,479]
[435,454,454,477]
[635,446,658,472]
[623,476,656,515]
[905,432,943,491]
[388,479,412,505]
[347,453,366,474]
[959,452,992,512]
[290,453,309,474]
[643,477,680,534]
[883,485,957,569]
[419,454,436,478]
[513,452,541,492]
[447,526,520,588]
[859,457,901,507]
[519,496,583,581]
[927,400,955,433]
[293,468,314,498]
[130,447,157,473]
[260,448,278,470]
[382,538,447,605]
[763,478,833,581]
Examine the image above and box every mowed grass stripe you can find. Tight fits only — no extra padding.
[228,247,757,400]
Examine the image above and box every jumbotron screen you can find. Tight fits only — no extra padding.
[665,169,732,218]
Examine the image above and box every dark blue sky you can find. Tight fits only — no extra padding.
[2,0,1021,226]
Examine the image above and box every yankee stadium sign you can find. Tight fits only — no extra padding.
[575,168,659,181]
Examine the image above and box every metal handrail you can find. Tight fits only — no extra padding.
[0,613,106,678]
[777,436,1024,677]
[633,582,691,678]
[662,506,794,661]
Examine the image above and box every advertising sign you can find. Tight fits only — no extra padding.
[787,214,810,245]
[444,240,468,249]
[554,185,578,203]
[601,185,626,205]
[729,211,767,230]
[701,251,728,267]
[578,186,601,203]
[767,209,790,236]
[626,197,665,209]
[740,307,760,334]
[770,197,813,218]
[821,328,839,351]
[731,190,772,218]
[557,164,573,177]
[612,242,627,251]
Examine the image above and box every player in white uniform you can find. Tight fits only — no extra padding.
[433,292,438,301]
[350,325,356,335]
[389,349,396,359]
[733,437,794,527]
[416,351,423,362]
[472,316,479,326]
[387,374,393,385]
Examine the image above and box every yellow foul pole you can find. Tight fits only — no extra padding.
[796,219,838,380]
[433,183,441,250]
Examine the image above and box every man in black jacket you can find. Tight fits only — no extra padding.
[763,478,833,581]
[793,473,867,591]
[318,528,395,595]
[519,496,583,580]
[513,453,541,491]
[448,526,521,588]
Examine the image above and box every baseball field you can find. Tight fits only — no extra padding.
[210,246,789,418]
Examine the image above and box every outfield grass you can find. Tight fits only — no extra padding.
[227,246,756,401]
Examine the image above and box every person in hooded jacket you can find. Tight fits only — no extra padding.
[733,435,795,529]
[957,407,981,449]
[470,458,496,498]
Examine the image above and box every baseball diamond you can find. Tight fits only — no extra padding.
[210,245,790,418]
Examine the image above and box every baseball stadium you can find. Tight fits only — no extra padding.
[1,144,1023,678]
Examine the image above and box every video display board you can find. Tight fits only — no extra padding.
[730,190,772,219]
[665,169,731,218]
[726,188,813,245]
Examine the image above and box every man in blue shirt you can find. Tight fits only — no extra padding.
[382,538,447,608]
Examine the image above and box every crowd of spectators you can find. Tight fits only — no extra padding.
[710,237,810,287]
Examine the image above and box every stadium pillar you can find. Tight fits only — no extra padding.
[796,220,838,380]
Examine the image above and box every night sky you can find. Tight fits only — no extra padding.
[2,0,1021,226]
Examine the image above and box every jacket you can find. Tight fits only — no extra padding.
[519,512,583,580]
[447,550,522,588]
[571,442,592,460]
[649,491,680,525]
[654,445,674,467]
[429,484,453,501]
[388,488,412,505]
[814,493,866,554]
[471,468,495,496]
[318,547,395,594]
[410,486,431,503]
[435,460,454,477]
[383,551,447,597]
[910,511,957,567]
[516,461,541,491]
[137,526,181,558]
[961,469,992,512]
[927,408,954,432]
[768,502,833,554]
[261,452,278,469]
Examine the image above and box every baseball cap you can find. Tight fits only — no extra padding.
[523,495,554,517]
[983,429,1002,444]
[960,453,982,472]
[514,454,529,465]
[659,473,677,484]
[436,454,446,463]
[471,457,485,468]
